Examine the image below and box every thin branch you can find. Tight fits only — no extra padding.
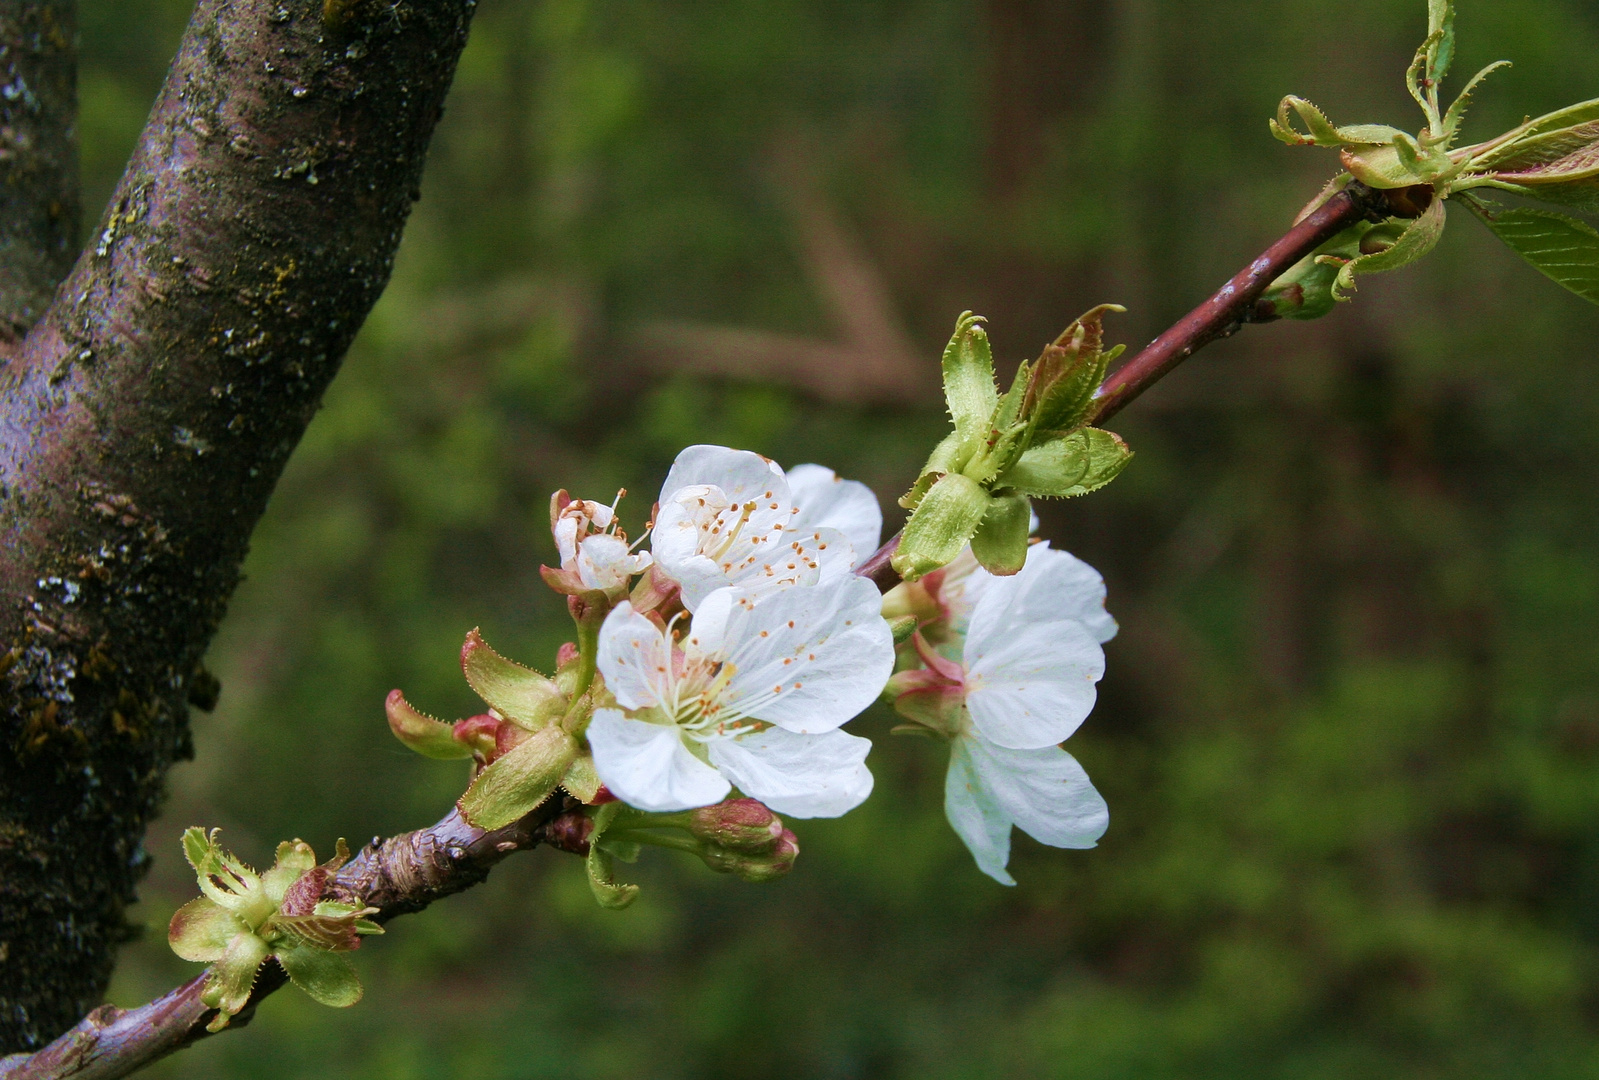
[0,798,579,1080]
[858,180,1417,593]
[1085,182,1394,425]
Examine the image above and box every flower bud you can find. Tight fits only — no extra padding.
[683,798,785,852]
[544,810,594,855]
[697,829,799,882]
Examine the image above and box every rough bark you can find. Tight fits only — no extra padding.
[0,1,76,343]
[0,0,479,1052]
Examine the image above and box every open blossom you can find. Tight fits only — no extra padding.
[587,575,892,816]
[887,542,1115,884]
[651,445,881,611]
[551,492,652,593]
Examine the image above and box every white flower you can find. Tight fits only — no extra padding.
[587,574,892,816]
[551,493,651,593]
[887,541,1115,884]
[650,446,880,611]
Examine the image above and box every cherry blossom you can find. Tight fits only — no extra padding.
[886,541,1115,883]
[650,446,878,610]
[588,574,892,816]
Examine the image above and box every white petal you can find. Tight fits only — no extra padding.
[717,576,894,734]
[786,464,883,568]
[967,542,1117,647]
[707,726,874,818]
[587,710,730,812]
[652,446,807,611]
[595,603,673,713]
[966,736,1107,849]
[659,444,784,506]
[944,737,1015,885]
[576,533,637,592]
[966,618,1104,749]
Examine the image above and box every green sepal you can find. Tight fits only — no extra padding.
[892,472,992,582]
[1465,202,1599,305]
[168,897,242,963]
[461,628,565,730]
[560,750,602,803]
[586,802,640,909]
[1002,428,1132,499]
[597,836,642,863]
[274,943,363,1008]
[385,691,471,760]
[457,723,578,829]
[888,615,919,644]
[939,312,998,458]
[969,490,1032,576]
[201,930,271,1031]
[1323,196,1446,299]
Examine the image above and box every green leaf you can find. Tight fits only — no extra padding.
[1484,122,1599,182]
[1467,204,1599,305]
[1268,95,1406,148]
[1002,428,1133,499]
[168,897,242,963]
[1427,0,1455,84]
[461,629,565,729]
[1441,60,1511,141]
[899,431,965,511]
[182,826,222,877]
[1473,98,1599,170]
[275,943,364,1008]
[586,803,640,909]
[1327,196,1446,299]
[939,312,998,452]
[385,690,471,760]
[457,724,578,829]
[969,491,1032,576]
[201,930,271,1029]
[892,472,992,582]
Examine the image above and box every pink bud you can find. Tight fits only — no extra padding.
[686,798,784,851]
[556,641,581,668]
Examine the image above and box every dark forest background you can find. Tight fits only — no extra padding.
[84,1,1599,1076]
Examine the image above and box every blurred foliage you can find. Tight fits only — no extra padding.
[83,0,1599,1077]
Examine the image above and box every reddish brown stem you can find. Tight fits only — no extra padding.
[1085,183,1391,425]
[857,181,1413,594]
[0,800,575,1080]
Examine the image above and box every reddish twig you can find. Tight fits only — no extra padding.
[1085,182,1395,425]
[0,800,576,1080]
[857,180,1413,593]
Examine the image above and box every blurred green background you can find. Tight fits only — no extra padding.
[86,0,1599,1077]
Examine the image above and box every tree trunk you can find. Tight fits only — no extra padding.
[0,0,479,1051]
